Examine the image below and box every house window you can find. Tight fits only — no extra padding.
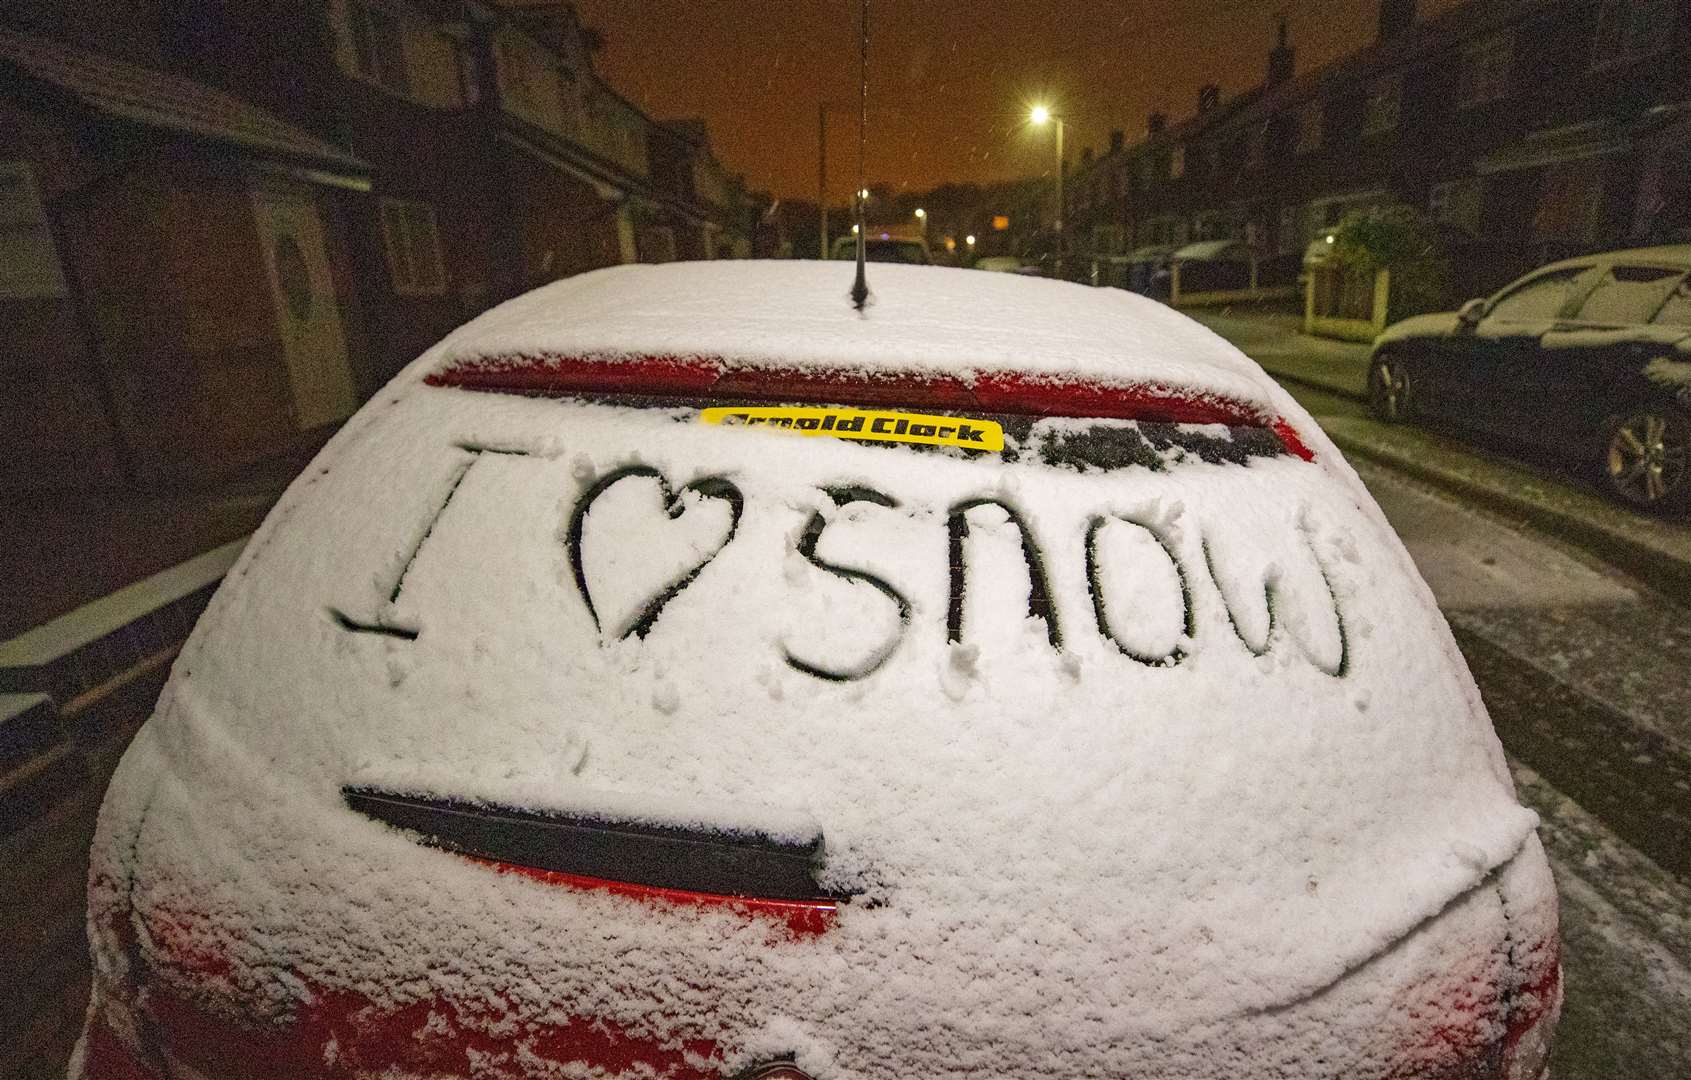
[1429,178,1483,234]
[556,66,582,134]
[378,197,446,295]
[1592,0,1675,68]
[348,1,409,95]
[1275,204,1306,255]
[1296,101,1323,154]
[456,44,480,106]
[1459,31,1513,107]
[1533,163,1605,243]
[1245,123,1267,169]
[0,162,67,298]
[499,42,535,110]
[640,225,677,264]
[1362,78,1401,135]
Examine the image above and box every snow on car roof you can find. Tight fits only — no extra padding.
[1528,243,1691,279]
[1171,238,1247,261]
[420,261,1281,413]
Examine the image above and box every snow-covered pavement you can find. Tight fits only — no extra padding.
[1512,761,1691,1077]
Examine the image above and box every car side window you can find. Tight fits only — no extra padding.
[1650,279,1691,327]
[1484,267,1589,323]
[1571,266,1685,325]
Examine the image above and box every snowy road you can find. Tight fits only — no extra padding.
[1288,387,1691,1077]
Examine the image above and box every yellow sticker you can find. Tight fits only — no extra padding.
[700,406,1004,452]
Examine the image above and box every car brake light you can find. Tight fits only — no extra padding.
[425,354,1316,461]
[79,1013,163,1080]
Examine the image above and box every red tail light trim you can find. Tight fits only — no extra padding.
[425,354,1316,461]
[470,857,838,936]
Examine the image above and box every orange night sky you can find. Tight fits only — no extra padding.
[575,0,1464,202]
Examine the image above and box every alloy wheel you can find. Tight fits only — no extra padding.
[1606,411,1689,506]
[1369,356,1409,422]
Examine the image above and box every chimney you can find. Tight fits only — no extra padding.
[1109,129,1125,153]
[1267,17,1294,87]
[1148,111,1168,135]
[1378,0,1416,41]
[1197,84,1221,113]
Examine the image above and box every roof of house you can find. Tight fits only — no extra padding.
[0,27,368,176]
[1070,0,1561,174]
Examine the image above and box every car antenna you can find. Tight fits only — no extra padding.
[850,0,871,312]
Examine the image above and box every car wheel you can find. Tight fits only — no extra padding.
[1368,353,1412,423]
[1603,407,1691,512]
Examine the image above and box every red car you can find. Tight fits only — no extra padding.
[78,262,1558,1079]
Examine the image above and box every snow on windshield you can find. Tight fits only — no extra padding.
[98,375,1535,1076]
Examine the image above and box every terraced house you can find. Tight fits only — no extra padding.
[0,0,758,488]
[1066,0,1691,301]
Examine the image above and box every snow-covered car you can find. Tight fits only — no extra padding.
[77,263,1559,1080]
[1369,245,1691,512]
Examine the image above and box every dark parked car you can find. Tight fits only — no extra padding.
[1369,245,1691,511]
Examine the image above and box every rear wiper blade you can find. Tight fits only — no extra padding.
[343,786,831,902]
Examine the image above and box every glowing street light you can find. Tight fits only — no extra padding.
[965,234,976,248]
[1028,103,1066,270]
[913,207,926,219]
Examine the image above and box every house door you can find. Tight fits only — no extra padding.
[252,185,355,430]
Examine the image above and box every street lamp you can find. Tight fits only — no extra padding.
[965,234,976,248]
[914,206,927,241]
[817,102,855,259]
[1029,104,1065,271]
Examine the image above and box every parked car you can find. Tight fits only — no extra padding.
[78,262,1558,1080]
[1122,243,1177,297]
[1169,238,1256,294]
[972,255,1027,273]
[829,229,930,264]
[1369,244,1691,512]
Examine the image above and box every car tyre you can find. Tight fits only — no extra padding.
[1367,352,1412,423]
[1603,406,1691,513]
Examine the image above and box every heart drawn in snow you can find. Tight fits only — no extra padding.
[566,466,744,641]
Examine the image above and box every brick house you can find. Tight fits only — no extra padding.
[0,25,371,487]
[1,0,757,489]
[1067,0,1691,299]
[167,0,759,371]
